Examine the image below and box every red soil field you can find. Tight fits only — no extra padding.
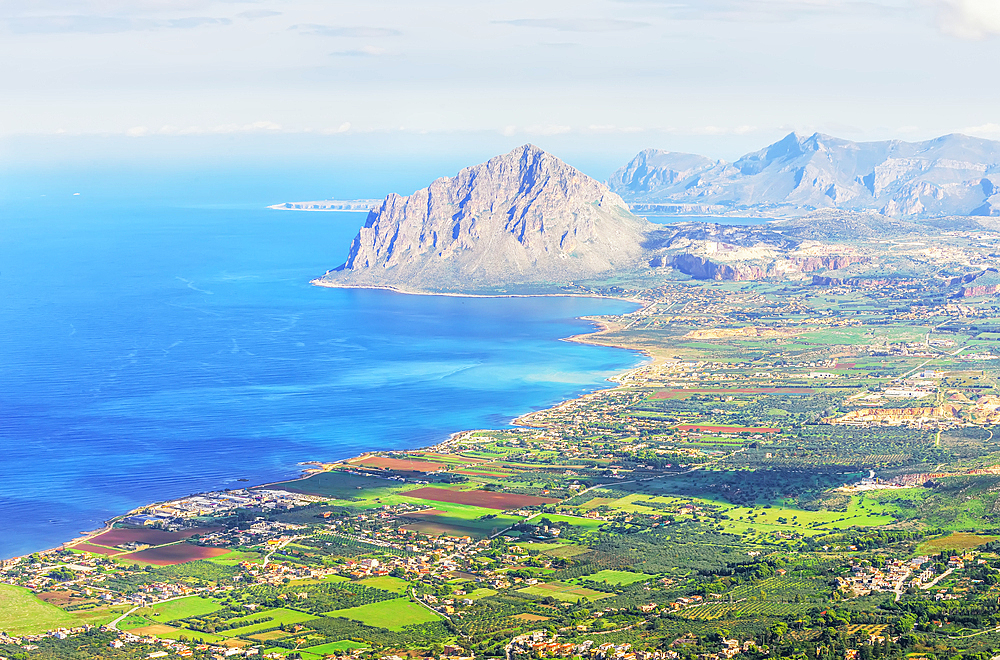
[652,388,814,399]
[353,456,446,472]
[121,543,229,566]
[71,543,123,556]
[425,452,488,464]
[676,424,779,433]
[37,590,98,607]
[401,487,558,509]
[88,526,220,548]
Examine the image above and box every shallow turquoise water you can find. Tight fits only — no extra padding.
[0,176,641,558]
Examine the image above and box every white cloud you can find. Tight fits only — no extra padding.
[676,125,760,136]
[237,10,281,20]
[616,0,907,22]
[1,14,231,33]
[321,122,352,134]
[524,124,572,135]
[585,124,645,133]
[962,123,1000,139]
[122,122,285,136]
[932,0,1000,39]
[331,45,387,57]
[496,18,649,32]
[291,24,401,37]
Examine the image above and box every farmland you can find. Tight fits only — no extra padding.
[917,531,999,555]
[517,581,611,602]
[150,596,221,621]
[220,608,318,637]
[16,255,1000,660]
[400,487,559,509]
[85,527,220,547]
[326,598,441,630]
[121,543,231,565]
[575,570,655,586]
[0,584,79,635]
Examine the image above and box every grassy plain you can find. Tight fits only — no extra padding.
[917,532,999,555]
[129,624,229,644]
[149,595,221,621]
[517,581,610,602]
[326,598,440,630]
[0,583,78,635]
[301,640,370,654]
[358,575,410,593]
[579,569,656,585]
[221,608,318,637]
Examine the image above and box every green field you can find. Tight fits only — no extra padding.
[917,532,999,555]
[517,541,590,558]
[265,471,406,500]
[463,588,498,600]
[149,596,221,621]
[678,601,812,620]
[581,570,655,585]
[0,583,78,635]
[130,623,229,644]
[526,514,604,530]
[393,502,521,538]
[358,575,410,593]
[300,640,370,655]
[594,492,897,537]
[326,597,441,630]
[206,550,263,566]
[220,607,318,637]
[518,581,610,602]
[118,613,154,630]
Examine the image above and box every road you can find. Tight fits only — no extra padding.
[920,567,953,590]
[411,587,452,624]
[261,535,297,569]
[106,594,192,631]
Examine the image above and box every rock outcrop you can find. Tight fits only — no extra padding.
[315,145,654,292]
[956,270,1000,298]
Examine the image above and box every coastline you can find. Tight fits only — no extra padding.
[310,277,646,305]
[19,285,648,562]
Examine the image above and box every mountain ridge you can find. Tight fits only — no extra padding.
[315,144,655,293]
[610,131,1000,218]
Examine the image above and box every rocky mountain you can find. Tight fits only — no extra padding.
[315,145,655,292]
[311,145,1000,294]
[610,132,1000,218]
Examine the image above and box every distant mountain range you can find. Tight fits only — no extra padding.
[314,142,1000,294]
[609,132,1000,218]
[314,144,653,292]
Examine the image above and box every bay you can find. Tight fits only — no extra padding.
[0,178,641,559]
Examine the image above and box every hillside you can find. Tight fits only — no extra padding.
[314,145,655,293]
[610,132,1000,218]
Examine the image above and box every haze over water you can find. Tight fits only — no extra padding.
[0,170,642,559]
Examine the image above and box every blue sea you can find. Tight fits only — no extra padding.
[0,169,642,559]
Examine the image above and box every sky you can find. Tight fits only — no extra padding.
[2,0,1000,176]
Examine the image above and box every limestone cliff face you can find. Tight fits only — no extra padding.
[317,145,654,292]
